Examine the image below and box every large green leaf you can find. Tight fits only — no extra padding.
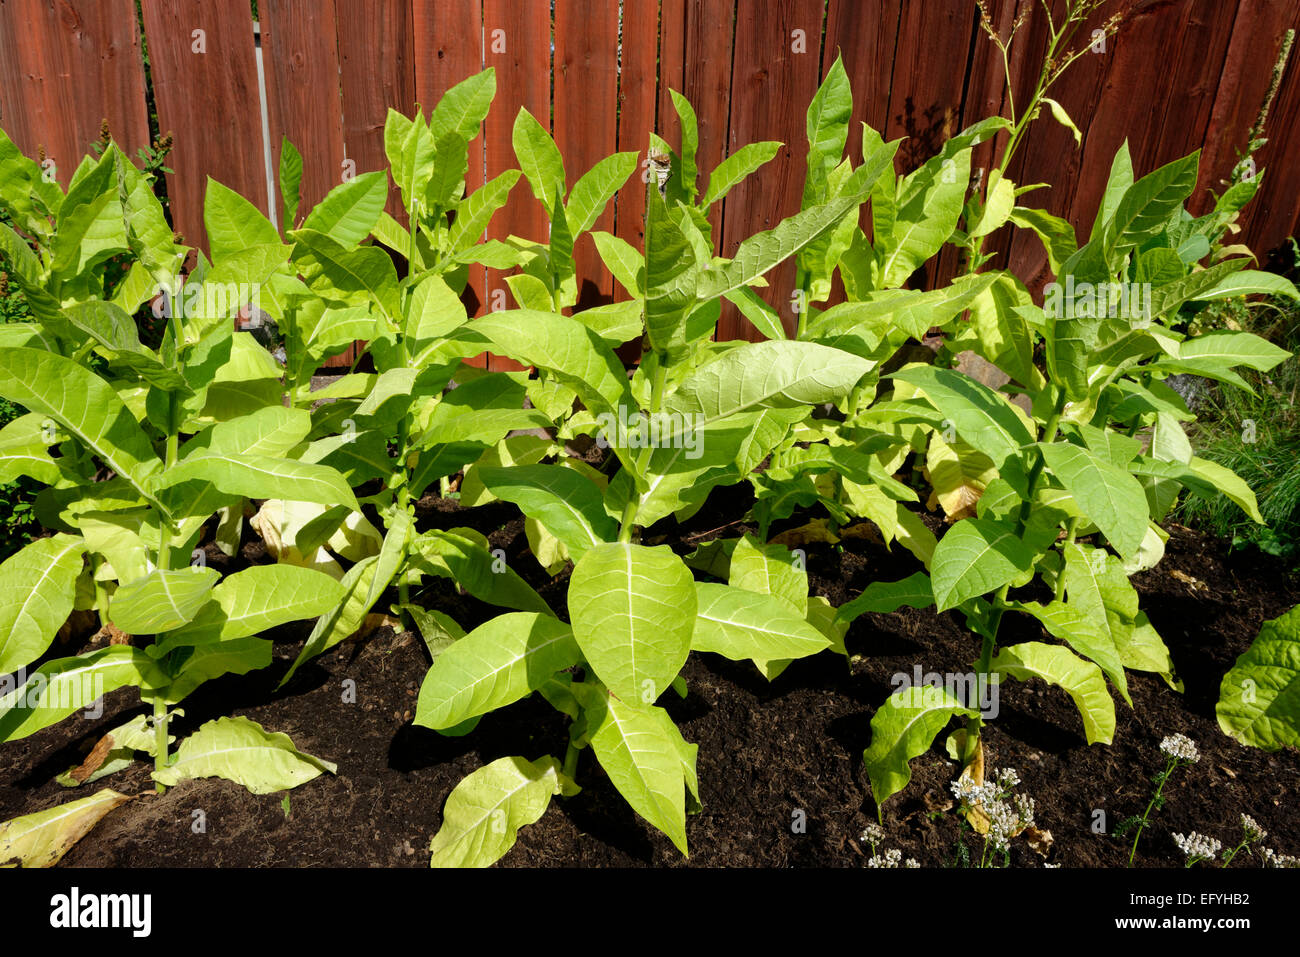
[156,452,359,511]
[1108,152,1199,248]
[158,565,346,649]
[512,108,565,212]
[803,54,852,207]
[1038,441,1148,560]
[580,688,696,854]
[665,341,871,433]
[411,529,551,615]
[567,543,696,702]
[279,554,391,687]
[205,177,280,261]
[301,170,388,247]
[727,534,807,614]
[890,365,1034,475]
[702,141,781,208]
[930,518,1035,612]
[697,145,896,299]
[152,715,335,793]
[862,686,974,807]
[430,755,565,868]
[477,465,617,560]
[161,636,273,703]
[450,311,633,420]
[566,151,639,235]
[691,582,829,662]
[838,573,934,622]
[0,534,85,674]
[414,612,580,729]
[1217,604,1300,751]
[1190,269,1299,302]
[110,567,220,635]
[0,348,161,503]
[990,641,1115,744]
[1014,599,1131,707]
[184,406,312,459]
[291,228,401,326]
[449,170,520,252]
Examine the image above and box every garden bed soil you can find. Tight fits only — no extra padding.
[1,491,1297,868]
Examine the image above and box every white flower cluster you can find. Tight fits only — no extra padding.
[1159,733,1201,764]
[1173,831,1221,862]
[1240,814,1266,841]
[950,768,1035,853]
[866,849,920,868]
[1262,847,1299,868]
[859,822,886,846]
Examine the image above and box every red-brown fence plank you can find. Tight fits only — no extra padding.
[555,0,620,310]
[824,0,902,168]
[141,0,264,253]
[612,0,660,270]
[334,0,414,221]
[715,0,823,340]
[660,0,737,253]
[413,0,486,320]
[260,0,346,229]
[1242,11,1300,261]
[482,0,550,371]
[0,0,150,187]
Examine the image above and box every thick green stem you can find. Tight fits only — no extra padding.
[617,498,639,544]
[152,695,168,789]
[562,737,580,780]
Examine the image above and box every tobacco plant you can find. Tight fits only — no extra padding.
[412,86,911,865]
[0,140,348,793]
[849,144,1295,808]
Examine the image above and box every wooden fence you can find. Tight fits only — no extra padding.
[2,0,1299,368]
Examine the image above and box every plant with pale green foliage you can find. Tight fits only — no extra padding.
[0,140,346,796]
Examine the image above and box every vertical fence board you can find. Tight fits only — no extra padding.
[555,0,620,310]
[824,0,902,168]
[483,0,550,370]
[260,0,345,229]
[0,0,150,187]
[716,0,822,340]
[613,0,659,264]
[413,0,488,367]
[141,0,264,254]
[334,0,414,220]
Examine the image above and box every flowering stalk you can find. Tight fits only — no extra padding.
[1127,733,1200,866]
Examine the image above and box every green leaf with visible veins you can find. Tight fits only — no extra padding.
[478,465,617,560]
[152,715,335,793]
[430,755,566,868]
[110,567,221,635]
[1217,604,1300,751]
[567,543,696,703]
[863,686,974,807]
[930,518,1035,612]
[414,613,580,730]
[0,534,86,674]
[991,641,1115,744]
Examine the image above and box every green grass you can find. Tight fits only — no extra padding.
[1174,289,1300,564]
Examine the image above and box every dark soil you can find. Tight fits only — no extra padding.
[1,490,1297,868]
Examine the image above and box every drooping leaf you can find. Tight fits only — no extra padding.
[0,789,132,868]
[863,686,974,807]
[109,567,220,635]
[990,641,1115,744]
[930,518,1035,612]
[152,715,336,793]
[691,582,829,662]
[477,465,617,560]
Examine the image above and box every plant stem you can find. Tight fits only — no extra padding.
[562,737,580,780]
[617,498,639,544]
[1128,758,1175,866]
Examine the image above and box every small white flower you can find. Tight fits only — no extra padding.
[1262,847,1298,868]
[1014,793,1036,827]
[860,822,886,845]
[1173,831,1221,862]
[995,767,1021,789]
[1043,862,1061,869]
[904,858,920,868]
[867,848,903,868]
[1159,733,1201,764]
[1241,814,1265,841]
